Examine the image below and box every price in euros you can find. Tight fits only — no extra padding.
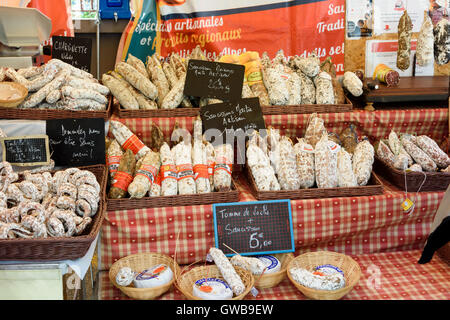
[208,78,231,94]
[249,232,272,249]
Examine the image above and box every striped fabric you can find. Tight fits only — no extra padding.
[97,249,450,300]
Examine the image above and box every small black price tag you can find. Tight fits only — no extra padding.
[1,135,50,166]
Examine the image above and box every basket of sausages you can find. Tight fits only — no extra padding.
[374,130,450,192]
[103,48,202,119]
[245,113,383,201]
[0,60,111,120]
[105,118,239,211]
[104,47,355,118]
[0,162,107,261]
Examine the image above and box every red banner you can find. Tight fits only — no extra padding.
[121,0,345,74]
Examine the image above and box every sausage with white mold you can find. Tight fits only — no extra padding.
[434,18,450,65]
[416,11,434,66]
[109,71,156,110]
[116,62,158,100]
[126,53,148,78]
[20,68,70,108]
[352,139,374,186]
[401,135,437,172]
[314,71,335,104]
[102,74,139,110]
[342,71,363,97]
[61,86,108,104]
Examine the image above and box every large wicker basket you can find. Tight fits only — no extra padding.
[176,265,255,300]
[0,94,112,120]
[0,82,28,108]
[0,164,107,261]
[109,252,181,300]
[107,178,240,211]
[254,253,294,289]
[287,251,361,300]
[374,155,450,192]
[246,166,384,201]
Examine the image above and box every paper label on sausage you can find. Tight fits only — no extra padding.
[193,164,209,181]
[153,172,162,186]
[112,171,133,192]
[300,144,315,154]
[122,134,146,155]
[107,155,121,176]
[207,161,216,177]
[136,164,158,184]
[214,163,232,175]
[177,163,194,181]
[328,141,341,154]
[160,164,178,182]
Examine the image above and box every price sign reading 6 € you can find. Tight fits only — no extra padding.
[213,199,295,256]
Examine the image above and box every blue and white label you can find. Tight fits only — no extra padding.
[193,278,233,300]
[314,264,344,276]
[256,255,281,274]
[195,278,231,288]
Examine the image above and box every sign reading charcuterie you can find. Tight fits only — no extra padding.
[213,199,295,256]
[0,135,50,166]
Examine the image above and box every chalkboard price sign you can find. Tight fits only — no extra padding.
[184,59,245,101]
[200,97,266,135]
[1,135,50,166]
[46,118,105,166]
[52,36,92,72]
[200,97,266,163]
[213,200,295,256]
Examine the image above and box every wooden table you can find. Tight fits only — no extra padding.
[366,76,449,103]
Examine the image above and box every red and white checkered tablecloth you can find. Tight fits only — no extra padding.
[97,249,450,300]
[110,108,449,146]
[100,174,444,269]
[102,109,448,270]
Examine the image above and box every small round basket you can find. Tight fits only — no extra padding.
[176,265,254,300]
[109,252,180,300]
[0,82,28,108]
[255,253,294,289]
[287,251,361,300]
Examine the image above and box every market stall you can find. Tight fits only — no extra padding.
[0,0,449,302]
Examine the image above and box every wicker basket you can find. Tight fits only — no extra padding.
[254,253,294,289]
[107,178,240,211]
[246,166,384,201]
[0,164,107,261]
[176,265,255,300]
[113,98,200,118]
[260,97,353,115]
[0,82,28,108]
[0,94,112,120]
[109,252,181,300]
[114,96,352,118]
[374,155,450,192]
[287,251,361,300]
